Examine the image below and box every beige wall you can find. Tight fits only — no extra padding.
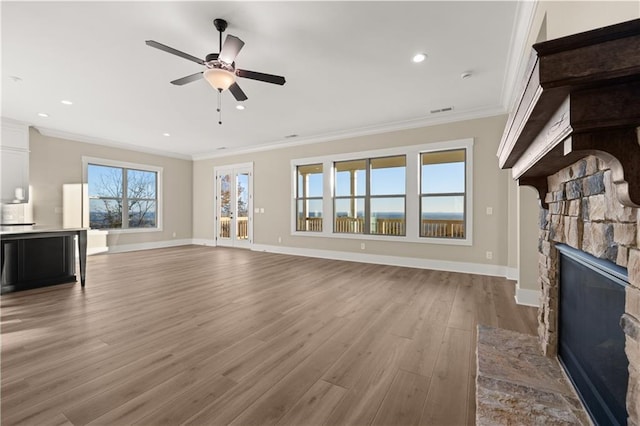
[29,129,193,248]
[528,1,639,46]
[507,175,519,271]
[194,115,512,267]
[517,186,541,292]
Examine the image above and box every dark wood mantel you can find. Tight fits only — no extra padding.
[498,19,640,208]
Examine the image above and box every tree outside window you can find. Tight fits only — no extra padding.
[88,164,158,230]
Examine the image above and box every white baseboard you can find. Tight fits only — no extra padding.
[505,267,519,281]
[88,247,109,255]
[515,287,541,307]
[101,238,193,254]
[191,238,217,247]
[251,243,514,278]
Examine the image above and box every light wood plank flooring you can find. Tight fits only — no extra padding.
[1,246,537,425]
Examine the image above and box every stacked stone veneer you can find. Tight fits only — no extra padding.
[536,155,640,425]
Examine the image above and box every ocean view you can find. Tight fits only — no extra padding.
[329,212,464,220]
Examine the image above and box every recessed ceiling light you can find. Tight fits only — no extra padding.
[217,146,227,150]
[412,53,427,63]
[163,132,170,137]
[285,134,298,139]
[461,72,472,79]
[9,76,22,83]
[236,105,245,110]
[37,112,49,118]
[61,100,73,105]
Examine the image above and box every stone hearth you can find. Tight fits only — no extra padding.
[476,325,589,425]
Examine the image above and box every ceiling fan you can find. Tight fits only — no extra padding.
[146,18,286,122]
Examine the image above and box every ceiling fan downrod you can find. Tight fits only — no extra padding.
[213,18,227,52]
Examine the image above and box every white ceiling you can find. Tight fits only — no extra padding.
[1,1,524,159]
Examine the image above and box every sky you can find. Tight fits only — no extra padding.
[302,162,465,215]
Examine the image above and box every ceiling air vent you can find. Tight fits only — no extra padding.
[430,106,454,114]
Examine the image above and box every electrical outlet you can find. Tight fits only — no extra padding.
[278,236,282,243]
[360,243,366,250]
[486,251,493,260]
[486,206,493,215]
[172,232,176,238]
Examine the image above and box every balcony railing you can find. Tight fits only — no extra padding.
[297,217,323,232]
[219,217,249,239]
[223,216,464,239]
[297,217,464,238]
[421,219,465,238]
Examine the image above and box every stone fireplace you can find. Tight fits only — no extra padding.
[540,156,637,423]
[498,19,640,425]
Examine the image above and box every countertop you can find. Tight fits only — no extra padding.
[0,225,88,236]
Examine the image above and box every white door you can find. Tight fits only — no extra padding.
[215,164,253,248]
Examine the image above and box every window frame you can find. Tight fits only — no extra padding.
[291,138,473,246]
[82,156,163,233]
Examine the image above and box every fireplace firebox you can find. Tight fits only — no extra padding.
[557,244,629,425]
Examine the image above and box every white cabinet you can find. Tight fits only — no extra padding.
[1,119,30,204]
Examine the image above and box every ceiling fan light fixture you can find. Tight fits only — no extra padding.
[203,68,236,91]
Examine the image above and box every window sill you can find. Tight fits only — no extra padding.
[91,227,163,235]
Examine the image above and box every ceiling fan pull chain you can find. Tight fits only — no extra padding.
[217,89,223,125]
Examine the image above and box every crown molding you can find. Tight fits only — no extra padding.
[191,105,507,161]
[1,116,30,127]
[500,0,539,113]
[35,127,192,160]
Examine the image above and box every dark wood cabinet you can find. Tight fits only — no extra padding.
[1,235,76,293]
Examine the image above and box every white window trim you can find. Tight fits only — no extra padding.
[82,156,163,234]
[290,138,473,246]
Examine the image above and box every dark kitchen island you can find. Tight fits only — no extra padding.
[1,226,87,293]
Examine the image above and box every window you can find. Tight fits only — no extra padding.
[295,164,323,232]
[420,149,466,239]
[334,156,406,235]
[370,156,406,236]
[85,158,162,231]
[334,160,366,233]
[291,139,472,245]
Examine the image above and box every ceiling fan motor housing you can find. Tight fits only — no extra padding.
[204,54,235,73]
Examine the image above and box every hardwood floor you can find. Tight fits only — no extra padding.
[1,246,538,425]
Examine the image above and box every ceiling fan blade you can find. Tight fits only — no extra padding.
[171,72,204,86]
[219,35,245,64]
[229,82,248,101]
[145,40,205,65]
[236,69,286,85]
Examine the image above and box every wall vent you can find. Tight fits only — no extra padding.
[430,106,454,114]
